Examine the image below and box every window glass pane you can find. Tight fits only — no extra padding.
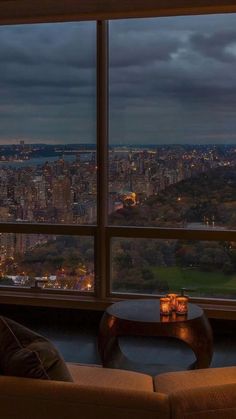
[109,15,236,229]
[111,238,236,299]
[0,22,96,224]
[0,233,94,291]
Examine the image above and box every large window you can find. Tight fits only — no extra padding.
[0,21,96,293]
[108,15,236,300]
[111,238,236,298]
[0,22,96,225]
[0,233,94,291]
[0,5,235,312]
[109,15,236,229]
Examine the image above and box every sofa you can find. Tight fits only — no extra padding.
[0,363,236,419]
[0,315,235,419]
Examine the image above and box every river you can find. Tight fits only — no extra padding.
[0,155,76,169]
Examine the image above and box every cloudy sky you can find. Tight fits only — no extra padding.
[1,14,236,145]
[0,21,96,144]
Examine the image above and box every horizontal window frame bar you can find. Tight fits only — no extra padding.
[0,289,106,310]
[0,284,95,297]
[107,226,236,241]
[0,0,236,25]
[0,222,96,236]
[0,223,236,241]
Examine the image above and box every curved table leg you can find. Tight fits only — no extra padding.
[163,315,213,369]
[98,312,123,367]
[98,310,213,369]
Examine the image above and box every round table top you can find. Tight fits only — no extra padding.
[107,299,203,323]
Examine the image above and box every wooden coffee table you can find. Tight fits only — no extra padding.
[98,299,213,369]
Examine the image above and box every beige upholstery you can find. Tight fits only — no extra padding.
[154,366,236,394]
[0,363,236,419]
[169,383,236,419]
[155,366,236,419]
[68,363,154,392]
[0,374,169,419]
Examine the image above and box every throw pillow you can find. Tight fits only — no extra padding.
[0,316,73,382]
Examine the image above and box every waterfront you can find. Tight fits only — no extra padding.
[0,154,76,168]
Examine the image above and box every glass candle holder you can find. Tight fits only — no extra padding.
[176,296,188,315]
[160,297,171,315]
[160,314,170,323]
[166,293,178,311]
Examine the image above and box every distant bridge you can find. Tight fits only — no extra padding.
[55,149,96,154]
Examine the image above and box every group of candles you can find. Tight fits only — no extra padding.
[160,293,188,316]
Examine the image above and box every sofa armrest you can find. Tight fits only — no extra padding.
[0,376,170,419]
[169,382,236,419]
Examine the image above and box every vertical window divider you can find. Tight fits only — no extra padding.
[96,20,109,299]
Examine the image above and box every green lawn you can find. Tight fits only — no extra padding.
[152,266,236,297]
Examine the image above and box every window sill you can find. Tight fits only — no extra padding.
[0,290,110,311]
[0,289,235,319]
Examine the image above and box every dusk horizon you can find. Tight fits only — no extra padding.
[1,141,236,147]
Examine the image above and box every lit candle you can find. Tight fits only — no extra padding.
[160,314,170,323]
[160,297,171,315]
[167,293,178,311]
[176,296,188,315]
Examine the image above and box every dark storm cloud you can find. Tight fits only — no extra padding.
[0,44,35,65]
[0,22,96,143]
[0,22,96,68]
[1,15,236,144]
[108,14,236,144]
[110,36,181,67]
[190,30,236,62]
[109,56,236,105]
[0,24,96,85]
[0,67,93,89]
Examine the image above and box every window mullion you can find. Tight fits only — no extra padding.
[96,20,109,299]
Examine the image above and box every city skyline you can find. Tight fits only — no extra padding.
[0,14,236,143]
[0,141,235,296]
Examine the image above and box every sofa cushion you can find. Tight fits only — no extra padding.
[68,363,154,392]
[0,316,73,382]
[154,366,236,395]
[168,383,236,419]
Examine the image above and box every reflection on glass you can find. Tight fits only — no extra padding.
[0,234,94,291]
[111,238,236,299]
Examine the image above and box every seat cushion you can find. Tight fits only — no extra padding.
[68,363,154,392]
[0,316,73,382]
[154,366,236,395]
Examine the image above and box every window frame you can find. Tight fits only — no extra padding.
[0,0,236,23]
[0,1,235,319]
